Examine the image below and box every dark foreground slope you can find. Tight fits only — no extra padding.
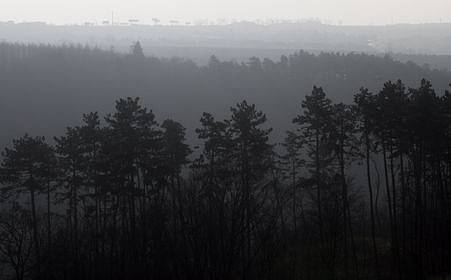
[1,43,450,146]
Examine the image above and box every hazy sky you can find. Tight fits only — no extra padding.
[1,0,450,25]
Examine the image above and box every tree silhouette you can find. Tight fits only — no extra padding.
[293,86,336,272]
[0,77,451,279]
[130,41,145,58]
[0,203,34,280]
[0,135,54,279]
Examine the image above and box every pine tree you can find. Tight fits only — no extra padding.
[54,126,85,277]
[331,102,359,278]
[293,86,335,268]
[354,87,380,278]
[104,97,162,278]
[229,100,273,279]
[130,41,145,58]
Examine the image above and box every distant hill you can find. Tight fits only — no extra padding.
[0,43,450,148]
[2,21,451,69]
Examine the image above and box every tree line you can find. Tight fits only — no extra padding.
[1,79,451,280]
[2,42,451,150]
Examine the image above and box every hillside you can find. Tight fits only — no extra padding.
[0,43,450,147]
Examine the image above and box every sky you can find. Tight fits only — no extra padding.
[1,0,450,25]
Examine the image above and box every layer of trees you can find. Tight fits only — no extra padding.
[1,42,451,149]
[3,21,451,58]
[1,79,451,280]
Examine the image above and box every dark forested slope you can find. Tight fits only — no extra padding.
[1,42,450,146]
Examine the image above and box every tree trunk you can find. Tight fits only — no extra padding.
[30,183,41,280]
[365,130,379,279]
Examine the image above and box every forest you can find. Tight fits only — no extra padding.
[1,74,451,279]
[3,21,451,59]
[1,42,451,149]
[0,42,451,279]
